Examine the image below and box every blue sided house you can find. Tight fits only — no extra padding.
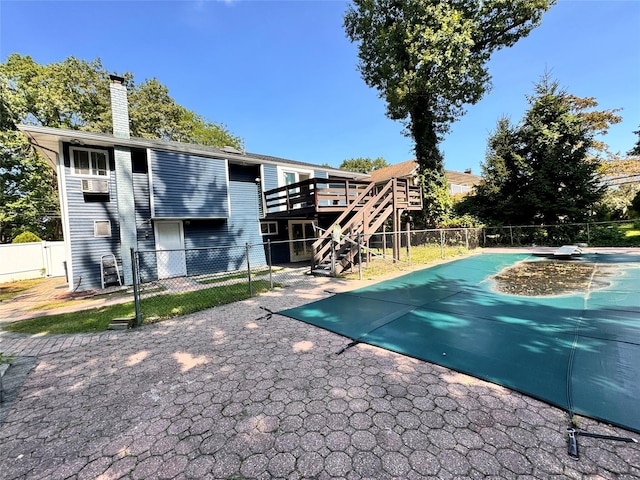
[18,75,376,291]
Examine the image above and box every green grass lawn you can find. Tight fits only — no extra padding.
[619,222,640,247]
[342,245,474,280]
[589,221,640,247]
[3,280,272,335]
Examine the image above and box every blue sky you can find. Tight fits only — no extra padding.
[1,0,639,174]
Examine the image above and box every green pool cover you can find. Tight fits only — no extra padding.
[280,253,640,433]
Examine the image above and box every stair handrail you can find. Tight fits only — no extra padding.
[312,179,397,271]
[313,224,408,266]
[311,181,378,251]
[340,179,394,236]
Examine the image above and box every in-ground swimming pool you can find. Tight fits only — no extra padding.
[280,253,640,433]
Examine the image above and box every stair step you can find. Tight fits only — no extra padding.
[312,268,333,277]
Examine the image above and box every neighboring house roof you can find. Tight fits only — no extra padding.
[17,124,369,180]
[445,170,482,188]
[367,159,418,184]
[367,159,482,188]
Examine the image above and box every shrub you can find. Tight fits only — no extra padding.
[12,232,42,243]
[589,225,627,247]
[438,215,483,229]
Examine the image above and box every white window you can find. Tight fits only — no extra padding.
[284,172,297,185]
[260,222,278,235]
[71,147,109,177]
[277,166,314,188]
[94,220,111,237]
[450,184,471,195]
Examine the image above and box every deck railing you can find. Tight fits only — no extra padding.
[264,178,421,215]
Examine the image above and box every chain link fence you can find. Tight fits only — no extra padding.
[330,227,483,278]
[131,241,312,326]
[482,220,640,248]
[128,221,637,324]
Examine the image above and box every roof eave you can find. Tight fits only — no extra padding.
[16,125,368,179]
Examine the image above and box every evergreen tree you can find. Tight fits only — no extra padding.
[466,75,619,225]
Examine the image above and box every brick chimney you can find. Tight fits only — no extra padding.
[109,74,130,139]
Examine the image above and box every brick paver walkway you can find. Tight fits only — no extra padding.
[1,270,638,479]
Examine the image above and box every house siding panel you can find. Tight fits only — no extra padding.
[228,164,265,250]
[133,169,157,281]
[63,145,121,290]
[262,164,278,191]
[149,150,229,218]
[183,220,235,276]
[184,164,266,276]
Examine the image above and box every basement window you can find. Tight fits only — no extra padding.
[260,222,278,235]
[94,220,112,237]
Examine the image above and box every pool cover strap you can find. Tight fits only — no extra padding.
[567,427,637,460]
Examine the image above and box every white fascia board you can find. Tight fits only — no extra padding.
[259,164,265,191]
[56,139,75,291]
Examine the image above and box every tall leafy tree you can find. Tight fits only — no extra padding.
[629,125,640,156]
[0,131,60,242]
[344,0,553,223]
[0,54,243,242]
[596,155,640,220]
[339,157,388,173]
[1,54,243,147]
[467,75,621,225]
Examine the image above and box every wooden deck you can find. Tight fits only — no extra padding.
[263,178,422,217]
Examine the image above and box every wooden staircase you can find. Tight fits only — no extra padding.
[311,178,421,276]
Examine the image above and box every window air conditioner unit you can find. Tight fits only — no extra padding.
[81,179,109,194]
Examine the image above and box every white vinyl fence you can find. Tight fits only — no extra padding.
[0,241,67,283]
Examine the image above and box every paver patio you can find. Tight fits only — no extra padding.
[0,269,638,479]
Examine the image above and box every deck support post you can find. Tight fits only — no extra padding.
[382,225,387,259]
[392,178,400,262]
[406,221,411,265]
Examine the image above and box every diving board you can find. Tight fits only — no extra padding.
[554,245,582,257]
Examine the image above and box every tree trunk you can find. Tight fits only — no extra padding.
[410,105,445,177]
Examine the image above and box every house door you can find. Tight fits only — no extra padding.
[155,221,187,279]
[289,220,316,262]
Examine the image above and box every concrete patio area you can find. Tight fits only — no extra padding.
[0,268,638,479]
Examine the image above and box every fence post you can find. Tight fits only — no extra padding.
[509,225,514,246]
[331,239,336,277]
[358,234,363,281]
[465,228,469,251]
[131,248,142,327]
[246,243,252,296]
[587,223,591,245]
[267,239,273,290]
[382,224,387,259]
[405,221,411,265]
[440,229,444,259]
